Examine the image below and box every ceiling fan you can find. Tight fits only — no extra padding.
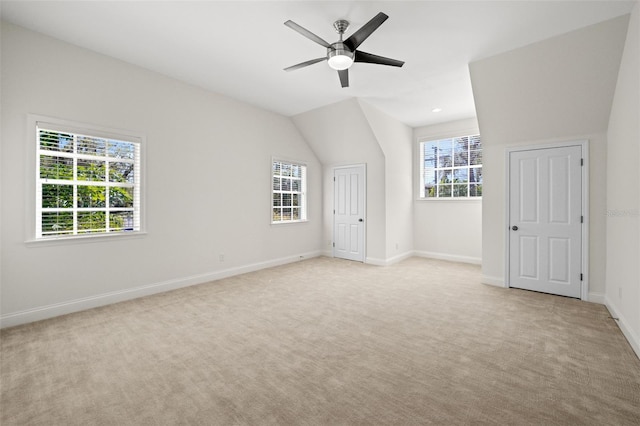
[283,12,404,88]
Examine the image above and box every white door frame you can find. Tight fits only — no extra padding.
[504,140,590,300]
[333,164,366,261]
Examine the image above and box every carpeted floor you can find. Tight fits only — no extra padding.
[1,256,640,425]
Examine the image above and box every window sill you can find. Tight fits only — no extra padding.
[26,231,147,247]
[416,197,482,202]
[271,220,309,226]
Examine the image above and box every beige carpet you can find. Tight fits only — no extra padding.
[1,257,640,425]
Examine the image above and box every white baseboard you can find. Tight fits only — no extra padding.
[386,251,414,265]
[414,250,481,265]
[587,292,605,304]
[604,297,640,360]
[0,250,323,329]
[481,275,506,288]
[365,251,414,266]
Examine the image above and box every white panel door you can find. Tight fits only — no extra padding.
[334,165,365,262]
[508,146,582,298]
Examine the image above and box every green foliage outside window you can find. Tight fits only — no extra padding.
[38,129,138,237]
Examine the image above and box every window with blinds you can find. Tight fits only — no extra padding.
[36,124,141,238]
[419,134,482,198]
[272,159,307,223]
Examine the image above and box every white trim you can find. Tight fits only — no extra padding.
[270,157,307,224]
[0,250,323,329]
[414,250,481,265]
[414,121,480,201]
[332,163,367,262]
[26,114,147,242]
[481,275,506,287]
[385,251,415,265]
[581,141,590,301]
[415,198,483,203]
[587,292,605,304]
[416,134,483,200]
[364,251,480,267]
[605,298,640,360]
[25,230,147,247]
[364,251,414,266]
[365,257,387,266]
[504,140,589,300]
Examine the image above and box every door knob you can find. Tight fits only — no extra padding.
[512,225,518,231]
[359,218,364,222]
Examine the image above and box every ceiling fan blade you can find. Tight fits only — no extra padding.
[284,20,332,48]
[338,69,349,88]
[344,12,388,51]
[284,57,327,72]
[354,50,404,67]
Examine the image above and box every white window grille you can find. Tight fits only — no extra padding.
[272,159,307,223]
[419,135,482,199]
[36,123,142,238]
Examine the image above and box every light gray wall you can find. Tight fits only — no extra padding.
[0,22,323,325]
[292,99,414,265]
[358,100,414,261]
[605,3,640,356]
[469,15,629,297]
[413,118,482,264]
[292,99,387,262]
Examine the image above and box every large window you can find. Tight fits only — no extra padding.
[272,159,307,223]
[36,123,142,239]
[419,135,482,198]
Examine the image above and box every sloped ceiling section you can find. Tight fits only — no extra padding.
[469,14,630,144]
[292,98,416,262]
[292,98,387,261]
[358,100,414,259]
[291,98,384,165]
[468,14,631,287]
[2,1,635,128]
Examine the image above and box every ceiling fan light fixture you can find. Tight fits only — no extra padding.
[327,46,354,70]
[284,12,404,87]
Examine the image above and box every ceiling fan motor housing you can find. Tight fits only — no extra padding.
[327,42,354,70]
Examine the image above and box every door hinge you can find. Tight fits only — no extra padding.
[580,273,583,281]
[332,242,335,247]
[581,215,583,223]
[333,177,336,181]
[333,209,335,214]
[581,158,584,166]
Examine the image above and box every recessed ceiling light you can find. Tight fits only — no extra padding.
[432,108,443,113]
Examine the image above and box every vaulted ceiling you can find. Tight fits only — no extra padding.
[1,1,635,127]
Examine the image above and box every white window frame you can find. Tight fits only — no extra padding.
[418,134,482,200]
[27,115,145,243]
[271,158,307,224]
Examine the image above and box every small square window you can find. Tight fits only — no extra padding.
[419,135,482,199]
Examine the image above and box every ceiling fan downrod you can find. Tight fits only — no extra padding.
[328,19,354,70]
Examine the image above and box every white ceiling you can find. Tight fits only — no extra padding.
[1,1,635,127]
